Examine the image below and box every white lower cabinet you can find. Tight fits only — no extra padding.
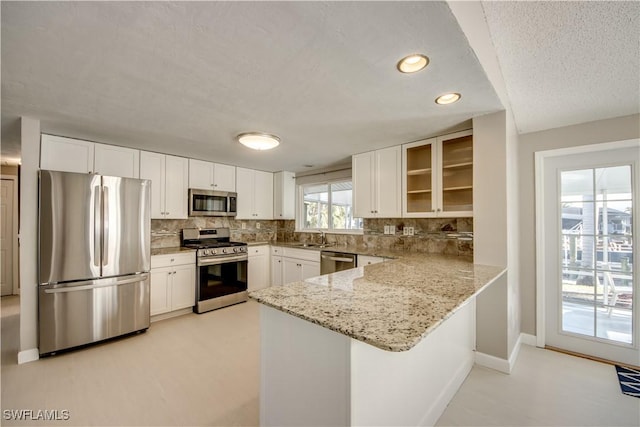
[280,247,321,284]
[271,246,283,286]
[150,252,195,316]
[282,258,320,284]
[357,255,386,267]
[248,245,270,292]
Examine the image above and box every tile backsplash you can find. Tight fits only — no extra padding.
[151,218,279,249]
[152,217,473,257]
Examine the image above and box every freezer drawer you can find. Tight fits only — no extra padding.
[38,274,150,355]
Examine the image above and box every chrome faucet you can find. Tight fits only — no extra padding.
[320,231,326,245]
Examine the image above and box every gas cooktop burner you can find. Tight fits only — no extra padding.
[181,227,247,257]
[183,241,247,250]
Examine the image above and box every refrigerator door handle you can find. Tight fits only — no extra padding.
[93,184,102,269]
[102,185,109,268]
[43,273,149,294]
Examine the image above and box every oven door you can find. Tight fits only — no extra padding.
[196,255,248,313]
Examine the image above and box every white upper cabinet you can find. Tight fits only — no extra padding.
[403,130,473,217]
[41,135,94,173]
[353,145,401,218]
[214,163,236,192]
[41,134,140,178]
[140,151,188,219]
[188,159,236,192]
[188,159,212,190]
[273,171,296,220]
[93,143,140,178]
[236,167,273,219]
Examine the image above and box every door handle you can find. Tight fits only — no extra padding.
[43,274,149,293]
[321,255,354,263]
[93,185,101,268]
[102,185,109,267]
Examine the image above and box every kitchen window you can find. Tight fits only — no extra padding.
[298,180,363,232]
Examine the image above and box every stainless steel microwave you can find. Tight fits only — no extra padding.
[188,189,237,217]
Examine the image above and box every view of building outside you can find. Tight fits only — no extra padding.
[302,181,362,231]
[560,166,634,344]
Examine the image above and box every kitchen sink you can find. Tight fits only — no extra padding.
[290,242,335,248]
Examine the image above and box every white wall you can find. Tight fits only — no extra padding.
[18,116,40,364]
[518,113,640,335]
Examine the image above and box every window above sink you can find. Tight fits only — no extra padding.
[296,180,363,234]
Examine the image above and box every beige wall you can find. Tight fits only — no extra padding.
[1,165,19,176]
[473,109,522,361]
[518,113,640,335]
[473,111,510,360]
[18,117,40,363]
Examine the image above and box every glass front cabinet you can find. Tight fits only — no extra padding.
[402,130,473,217]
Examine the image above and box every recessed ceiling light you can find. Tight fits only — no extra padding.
[397,54,429,73]
[237,132,280,151]
[435,93,461,105]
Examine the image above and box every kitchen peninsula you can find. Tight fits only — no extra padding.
[250,251,505,426]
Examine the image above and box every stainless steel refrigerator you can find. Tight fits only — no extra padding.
[38,170,151,355]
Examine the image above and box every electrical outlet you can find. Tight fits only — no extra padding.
[384,225,390,234]
[256,222,261,229]
[403,227,408,236]
[408,226,414,236]
[241,222,246,230]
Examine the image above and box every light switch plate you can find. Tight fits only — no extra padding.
[241,222,246,230]
[256,222,261,229]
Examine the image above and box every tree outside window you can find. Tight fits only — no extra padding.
[301,181,362,231]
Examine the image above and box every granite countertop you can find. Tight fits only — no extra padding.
[273,241,398,258]
[150,247,196,256]
[249,253,505,352]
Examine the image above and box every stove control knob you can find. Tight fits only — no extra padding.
[204,249,211,256]
[233,247,239,253]
[222,248,227,254]
[210,249,217,256]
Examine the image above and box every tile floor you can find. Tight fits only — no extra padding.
[1,295,638,426]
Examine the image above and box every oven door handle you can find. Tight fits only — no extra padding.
[198,254,248,266]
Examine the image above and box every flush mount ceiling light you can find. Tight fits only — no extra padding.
[237,132,280,151]
[435,92,461,105]
[396,54,429,73]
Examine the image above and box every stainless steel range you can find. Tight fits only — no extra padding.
[182,228,248,313]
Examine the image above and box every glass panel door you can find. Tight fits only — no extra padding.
[441,134,473,212]
[405,143,433,213]
[560,166,634,345]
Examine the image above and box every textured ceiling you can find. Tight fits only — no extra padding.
[1,1,501,171]
[481,1,640,134]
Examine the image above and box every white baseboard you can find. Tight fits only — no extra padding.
[475,333,537,374]
[475,350,511,374]
[520,333,537,347]
[18,348,39,364]
[150,307,193,323]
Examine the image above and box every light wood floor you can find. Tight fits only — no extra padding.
[2,295,638,426]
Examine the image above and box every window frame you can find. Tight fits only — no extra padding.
[295,178,363,234]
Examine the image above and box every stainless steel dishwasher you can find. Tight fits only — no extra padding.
[320,251,357,275]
